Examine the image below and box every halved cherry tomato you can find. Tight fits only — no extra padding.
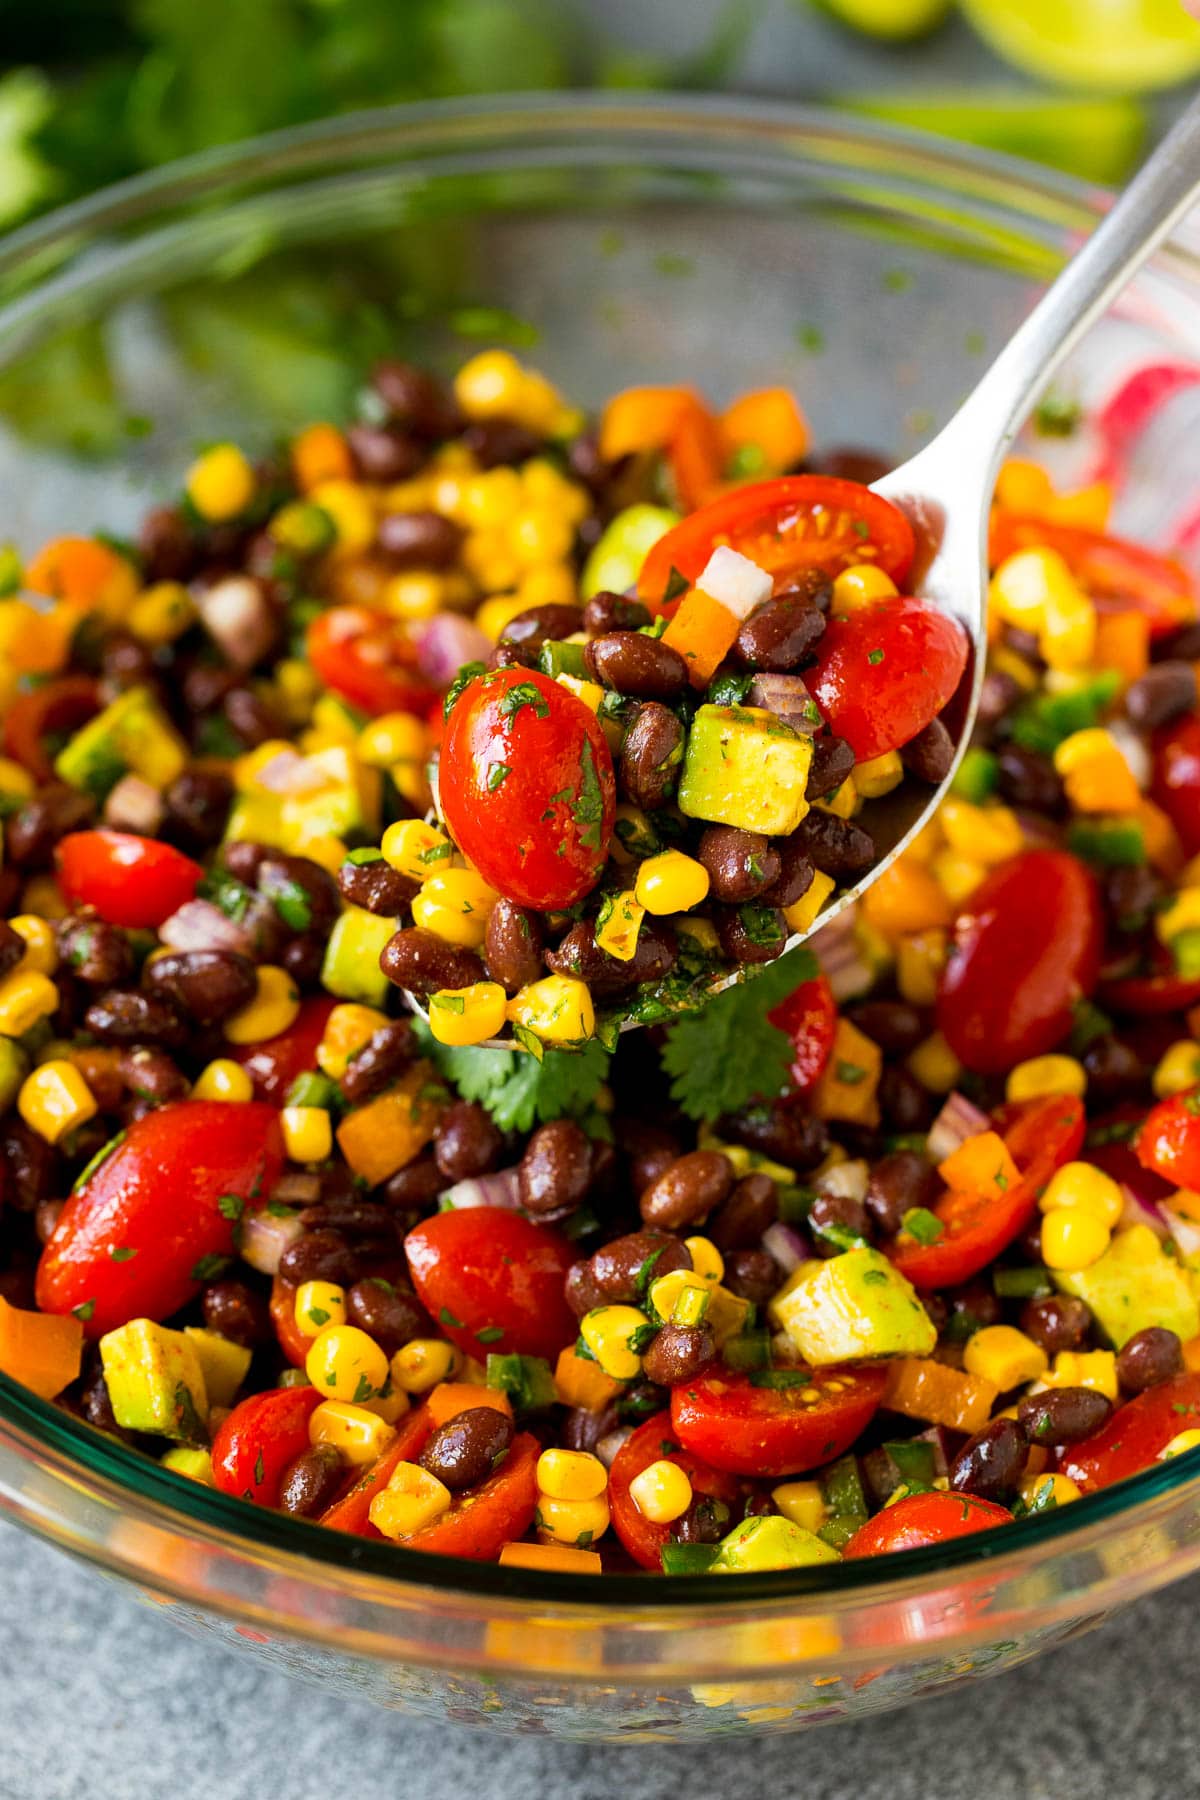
[671,1363,889,1479]
[1058,1373,1200,1492]
[404,1207,577,1363]
[1135,1090,1200,1189]
[439,667,615,911]
[608,1412,745,1571]
[843,1490,1013,1558]
[1084,1108,1170,1215]
[233,994,337,1104]
[936,850,1102,1075]
[306,605,435,718]
[768,973,838,1093]
[638,476,916,612]
[212,1386,323,1508]
[270,1277,313,1369]
[56,830,202,930]
[3,675,99,782]
[319,1406,433,1533]
[805,595,969,762]
[36,1101,285,1337]
[1152,715,1200,856]
[989,513,1198,638]
[890,1095,1085,1290]
[1101,942,1200,1016]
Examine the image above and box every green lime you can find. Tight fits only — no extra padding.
[959,0,1200,93]
[811,0,953,44]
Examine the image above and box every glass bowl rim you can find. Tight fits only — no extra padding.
[2,89,1199,1613]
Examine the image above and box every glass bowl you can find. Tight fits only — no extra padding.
[3,94,1200,1742]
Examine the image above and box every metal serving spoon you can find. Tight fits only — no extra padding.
[410,97,1200,1046]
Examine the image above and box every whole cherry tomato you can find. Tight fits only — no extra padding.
[608,1412,746,1571]
[890,1095,1085,1289]
[233,995,337,1104]
[3,675,99,782]
[56,830,202,930]
[990,513,1198,639]
[805,597,969,762]
[404,1207,577,1363]
[936,850,1102,1074]
[638,476,916,611]
[1101,945,1200,1017]
[439,667,616,911]
[670,1363,888,1479]
[768,973,837,1093]
[1058,1373,1200,1492]
[1152,714,1200,856]
[212,1386,324,1508]
[1136,1090,1200,1188]
[306,606,436,718]
[843,1490,1014,1558]
[36,1101,285,1337]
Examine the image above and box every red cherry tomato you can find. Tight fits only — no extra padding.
[35,1101,285,1337]
[990,513,1198,639]
[890,1095,1085,1290]
[608,1412,746,1571]
[1136,1090,1200,1188]
[638,476,916,612]
[439,667,616,911]
[233,995,337,1104]
[805,597,969,762]
[843,1490,1013,1558]
[670,1364,889,1479]
[56,830,202,930]
[3,675,100,782]
[212,1386,324,1508]
[319,1406,434,1533]
[270,1277,313,1369]
[1152,714,1200,856]
[404,1207,577,1363]
[1101,944,1200,1016]
[936,850,1102,1075]
[306,605,435,718]
[768,974,838,1093]
[1058,1373,1200,1492]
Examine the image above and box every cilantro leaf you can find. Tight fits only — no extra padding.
[660,946,817,1121]
[413,1020,610,1134]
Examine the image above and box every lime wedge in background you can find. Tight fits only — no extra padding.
[959,0,1200,92]
[839,90,1147,182]
[811,0,953,41]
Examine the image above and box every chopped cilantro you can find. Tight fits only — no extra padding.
[71,1299,96,1323]
[902,1207,944,1246]
[487,762,511,792]
[663,565,689,604]
[572,736,605,853]
[443,660,487,719]
[217,1193,245,1222]
[108,1245,137,1263]
[414,1018,609,1132]
[661,945,818,1121]
[475,1325,505,1345]
[190,1253,230,1281]
[438,1306,465,1329]
[867,648,884,666]
[498,681,550,723]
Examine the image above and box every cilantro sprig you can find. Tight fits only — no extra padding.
[660,945,817,1122]
[413,1020,610,1134]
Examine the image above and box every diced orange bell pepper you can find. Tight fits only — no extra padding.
[0,599,79,676]
[598,385,705,463]
[426,1381,513,1429]
[937,1130,1022,1202]
[292,423,355,493]
[662,587,740,687]
[1182,1335,1200,1373]
[812,1019,882,1127]
[554,1345,624,1412]
[23,537,138,620]
[883,1356,999,1434]
[335,1060,442,1185]
[667,402,726,512]
[1094,609,1150,686]
[720,387,810,476]
[0,1295,84,1400]
[1135,796,1185,877]
[499,1541,602,1574]
[861,857,952,938]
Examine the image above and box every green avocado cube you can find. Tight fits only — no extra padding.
[1054,1224,1200,1350]
[710,1515,841,1574]
[183,1326,253,1408]
[160,1445,215,1486]
[580,504,678,599]
[100,1318,209,1441]
[678,705,813,837]
[55,684,187,799]
[769,1246,937,1366]
[280,745,381,851]
[320,905,397,1005]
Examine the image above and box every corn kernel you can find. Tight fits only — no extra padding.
[931,848,987,906]
[499,1541,602,1574]
[516,563,577,609]
[509,507,574,568]
[460,467,524,529]
[629,1458,693,1523]
[1159,1428,1200,1460]
[593,889,644,962]
[784,869,835,936]
[772,1480,828,1533]
[385,822,457,893]
[1018,1471,1082,1509]
[0,969,60,1038]
[635,850,710,916]
[7,915,57,976]
[579,1305,651,1380]
[384,571,447,622]
[369,1460,453,1538]
[1153,1040,1200,1099]
[1045,1349,1119,1401]
[939,798,1024,866]
[684,1236,724,1286]
[456,350,528,421]
[0,759,33,802]
[831,563,897,616]
[536,1492,611,1549]
[315,1003,390,1080]
[536,1448,608,1501]
[309,479,376,554]
[281,1105,333,1164]
[20,876,67,920]
[389,756,431,812]
[507,975,594,1045]
[428,981,508,1047]
[305,1324,390,1403]
[1038,1161,1123,1229]
[190,1058,254,1103]
[309,1400,397,1467]
[222,966,300,1045]
[17,1060,97,1144]
[1006,1054,1087,1103]
[648,1268,712,1325]
[1054,728,1140,814]
[363,1379,412,1425]
[853,750,904,800]
[1041,585,1096,671]
[906,1031,962,1094]
[556,672,605,713]
[411,868,498,949]
[896,928,948,1005]
[475,592,530,642]
[963,1324,1048,1390]
[359,713,427,769]
[814,777,859,820]
[293,1281,347,1338]
[391,1338,461,1394]
[129,581,196,646]
[186,443,255,522]
[1041,1208,1111,1272]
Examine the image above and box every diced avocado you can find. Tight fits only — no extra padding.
[160,1445,215,1486]
[580,504,678,600]
[183,1326,252,1408]
[678,705,813,837]
[320,905,396,1005]
[99,1318,209,1441]
[1054,1224,1200,1350]
[55,684,187,799]
[710,1515,841,1574]
[281,745,381,850]
[0,1038,29,1112]
[769,1246,937,1366]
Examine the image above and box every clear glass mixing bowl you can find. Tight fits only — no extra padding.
[3,95,1200,1742]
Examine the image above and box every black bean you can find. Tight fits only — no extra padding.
[1104,863,1164,933]
[34,1199,63,1246]
[1020,1294,1092,1356]
[709,1173,778,1251]
[641,1151,734,1230]
[181,661,236,717]
[976,670,1021,739]
[1125,661,1197,730]
[500,603,585,655]
[298,1197,398,1243]
[723,1249,781,1304]
[714,903,788,965]
[1117,1326,1183,1394]
[561,1402,619,1454]
[697,827,780,904]
[545,916,678,997]
[673,1494,733,1544]
[224,687,286,750]
[864,1149,936,1236]
[420,1407,514,1492]
[642,1323,716,1386]
[202,1279,271,1348]
[802,446,892,484]
[144,950,258,1024]
[5,785,95,870]
[901,717,955,785]
[2,1122,57,1213]
[584,632,688,700]
[719,1103,828,1171]
[258,854,341,936]
[138,503,198,582]
[484,899,545,995]
[1018,1386,1112,1445]
[462,418,542,467]
[760,834,815,910]
[346,424,424,484]
[809,1190,871,1252]
[732,591,826,672]
[278,1229,360,1288]
[371,361,459,438]
[793,810,875,880]
[79,1365,130,1439]
[949,1417,1027,1500]
[434,1100,504,1184]
[345,1277,429,1353]
[588,1231,692,1305]
[279,1445,346,1517]
[340,1022,416,1106]
[1156,621,1200,663]
[1081,1034,1143,1102]
[847,1000,925,1054]
[380,927,484,998]
[84,990,186,1048]
[118,1048,188,1107]
[619,703,684,810]
[380,1153,444,1212]
[337,856,416,915]
[56,918,133,986]
[565,1260,605,1318]
[806,733,855,801]
[996,744,1065,815]
[377,509,464,568]
[618,1119,684,1195]
[583,591,651,635]
[946,1278,1002,1336]
[519,1120,593,1218]
[162,769,233,852]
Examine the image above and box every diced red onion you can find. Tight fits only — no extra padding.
[810,907,873,1000]
[158,898,255,956]
[439,1166,523,1211]
[747,673,821,734]
[815,1158,869,1205]
[254,748,325,796]
[1108,719,1152,791]
[417,613,491,686]
[595,1427,633,1469]
[927,1091,991,1163]
[1118,1185,1168,1240]
[103,773,164,835]
[915,1425,954,1478]
[1157,1202,1199,1257]
[762,1220,810,1274]
[697,546,772,620]
[196,576,276,671]
[240,1208,303,1275]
